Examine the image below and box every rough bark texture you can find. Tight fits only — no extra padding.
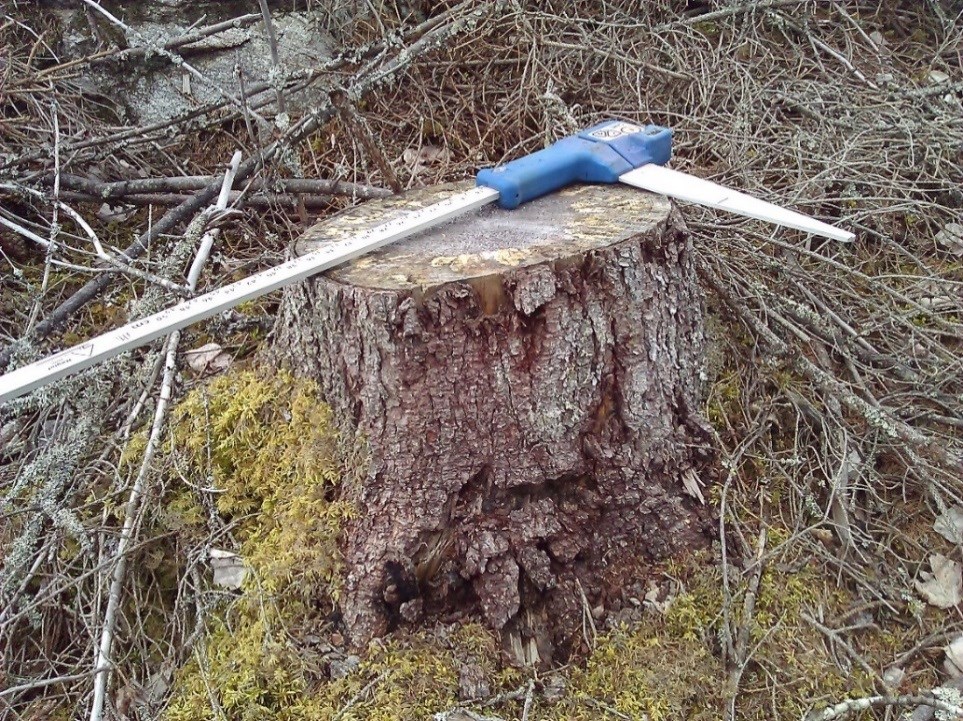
[268,181,714,661]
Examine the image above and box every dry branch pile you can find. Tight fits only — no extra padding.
[1,1,962,719]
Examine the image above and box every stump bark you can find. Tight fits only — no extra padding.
[269,181,714,661]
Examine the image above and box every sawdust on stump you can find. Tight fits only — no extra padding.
[268,180,715,663]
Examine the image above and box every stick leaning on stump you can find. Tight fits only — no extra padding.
[269,180,714,662]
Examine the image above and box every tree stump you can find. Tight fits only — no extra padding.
[268,181,714,661]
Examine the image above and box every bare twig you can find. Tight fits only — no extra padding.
[0,670,100,698]
[29,100,61,332]
[57,190,357,210]
[187,151,241,288]
[0,183,192,296]
[332,671,388,721]
[652,0,810,31]
[432,710,506,721]
[256,0,285,114]
[87,154,239,721]
[0,213,52,249]
[35,13,261,78]
[801,612,881,688]
[333,92,402,193]
[809,693,963,721]
[576,578,597,651]
[723,528,767,721]
[772,12,878,90]
[51,174,392,200]
[520,679,536,721]
[0,188,220,371]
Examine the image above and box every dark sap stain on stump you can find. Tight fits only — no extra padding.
[271,181,715,663]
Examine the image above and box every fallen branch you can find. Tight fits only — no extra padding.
[0,186,220,371]
[35,13,262,79]
[333,91,403,193]
[256,0,285,113]
[3,68,319,174]
[1,1,493,371]
[432,710,507,721]
[0,670,100,699]
[808,693,963,721]
[520,679,536,721]
[722,528,768,721]
[58,190,361,210]
[51,174,392,201]
[187,153,242,287]
[652,0,810,31]
[86,152,240,721]
[0,182,192,296]
[2,0,489,175]
[697,258,963,474]
[801,612,881,688]
[771,11,878,90]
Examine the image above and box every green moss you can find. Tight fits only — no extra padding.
[551,547,871,721]
[350,642,460,720]
[154,485,207,534]
[161,370,877,721]
[166,540,878,721]
[163,368,359,719]
[166,606,495,721]
[705,369,742,430]
[169,369,352,600]
[166,612,310,721]
[566,630,715,720]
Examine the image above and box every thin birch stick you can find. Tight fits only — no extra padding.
[87,154,240,721]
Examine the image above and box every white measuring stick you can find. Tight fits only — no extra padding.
[0,186,500,404]
[620,165,855,243]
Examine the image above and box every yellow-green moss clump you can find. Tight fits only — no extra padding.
[541,547,874,721]
[169,369,352,603]
[162,371,879,721]
[163,369,357,719]
[167,619,499,721]
[166,539,877,720]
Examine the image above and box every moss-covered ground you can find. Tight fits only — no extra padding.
[153,367,912,721]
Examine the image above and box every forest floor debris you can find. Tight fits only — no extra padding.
[1,1,961,719]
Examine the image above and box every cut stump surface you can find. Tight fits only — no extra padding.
[269,181,714,661]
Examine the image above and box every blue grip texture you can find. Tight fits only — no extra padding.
[476,120,672,209]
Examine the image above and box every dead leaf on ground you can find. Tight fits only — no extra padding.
[402,144,450,172]
[935,222,963,257]
[96,202,138,222]
[185,342,231,375]
[681,468,705,504]
[882,665,905,689]
[944,634,963,677]
[915,554,963,609]
[209,548,247,590]
[935,505,963,545]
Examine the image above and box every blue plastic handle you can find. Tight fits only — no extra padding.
[476,120,672,209]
